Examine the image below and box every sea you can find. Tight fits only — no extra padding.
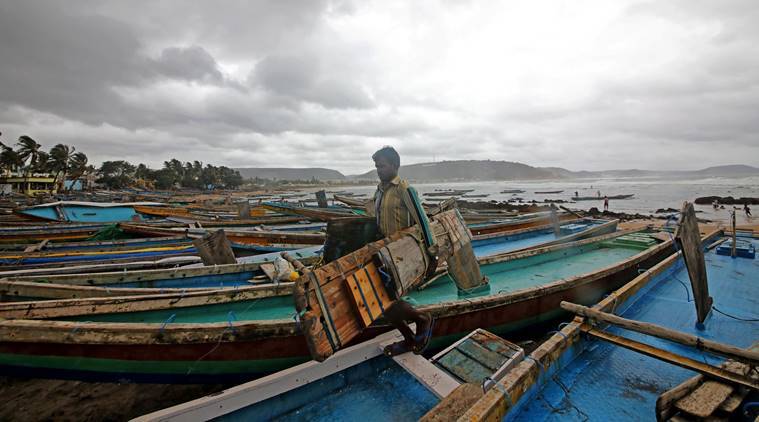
[315,176,759,225]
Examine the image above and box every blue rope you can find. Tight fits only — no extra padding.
[159,313,177,333]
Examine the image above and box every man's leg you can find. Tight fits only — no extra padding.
[384,300,432,353]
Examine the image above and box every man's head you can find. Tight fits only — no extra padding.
[372,146,400,183]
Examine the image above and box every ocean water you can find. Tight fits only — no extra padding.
[317,176,759,225]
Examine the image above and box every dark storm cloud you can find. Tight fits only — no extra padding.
[0,0,758,173]
[154,46,225,84]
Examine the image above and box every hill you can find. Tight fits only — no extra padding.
[235,167,345,181]
[351,160,557,181]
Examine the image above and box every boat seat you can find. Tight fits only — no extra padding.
[716,239,756,259]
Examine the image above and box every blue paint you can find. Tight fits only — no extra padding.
[508,236,759,421]
[19,204,141,222]
[218,356,439,422]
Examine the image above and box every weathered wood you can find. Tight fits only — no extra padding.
[562,302,759,366]
[315,190,328,208]
[236,201,251,220]
[675,201,712,323]
[675,379,736,418]
[192,229,237,266]
[23,239,49,253]
[420,383,484,422]
[549,207,560,236]
[586,329,759,390]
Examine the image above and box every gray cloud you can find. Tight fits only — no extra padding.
[0,0,758,174]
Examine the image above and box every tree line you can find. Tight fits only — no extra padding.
[0,133,243,191]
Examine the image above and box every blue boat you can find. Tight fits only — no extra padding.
[16,201,164,223]
[454,231,759,421]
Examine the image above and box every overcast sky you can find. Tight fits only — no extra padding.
[1,1,757,174]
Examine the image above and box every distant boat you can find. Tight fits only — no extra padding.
[534,190,563,194]
[461,194,489,198]
[500,189,525,194]
[424,189,472,197]
[573,194,634,201]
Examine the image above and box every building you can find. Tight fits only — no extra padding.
[0,174,57,196]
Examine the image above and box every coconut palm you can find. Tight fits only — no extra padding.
[49,144,75,191]
[0,142,23,174]
[16,135,43,176]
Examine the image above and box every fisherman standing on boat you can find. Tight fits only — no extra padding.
[370,146,434,357]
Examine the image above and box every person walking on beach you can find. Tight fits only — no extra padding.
[603,195,609,211]
[745,203,752,218]
[369,146,433,356]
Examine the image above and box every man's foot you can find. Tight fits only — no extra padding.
[383,340,413,357]
[412,313,434,354]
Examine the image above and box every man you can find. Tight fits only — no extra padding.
[603,195,609,211]
[745,203,752,218]
[370,146,433,356]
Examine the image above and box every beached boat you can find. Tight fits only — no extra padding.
[0,230,675,382]
[119,223,325,253]
[467,212,577,236]
[451,231,758,421]
[0,243,197,266]
[261,202,365,221]
[0,223,108,243]
[134,328,524,421]
[333,194,368,208]
[15,201,164,223]
[134,204,270,219]
[573,193,635,201]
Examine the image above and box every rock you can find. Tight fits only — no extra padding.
[694,196,759,205]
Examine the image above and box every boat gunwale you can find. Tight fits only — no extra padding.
[456,228,724,421]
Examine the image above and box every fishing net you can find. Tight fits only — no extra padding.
[87,224,132,241]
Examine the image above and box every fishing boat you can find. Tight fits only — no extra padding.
[451,231,758,421]
[134,328,524,421]
[0,223,109,243]
[261,202,365,221]
[500,189,525,194]
[333,194,368,207]
[534,190,564,194]
[424,190,472,197]
[0,243,197,266]
[119,223,325,253]
[467,212,577,236]
[0,230,676,382]
[573,193,635,201]
[15,201,164,223]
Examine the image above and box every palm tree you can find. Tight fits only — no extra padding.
[49,144,75,191]
[0,143,23,175]
[67,152,89,191]
[16,135,43,176]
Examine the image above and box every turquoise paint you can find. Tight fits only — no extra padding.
[508,236,759,421]
[472,221,602,257]
[60,242,643,324]
[20,204,141,222]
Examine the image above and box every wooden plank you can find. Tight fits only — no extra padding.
[192,229,237,266]
[675,201,712,323]
[456,338,507,371]
[420,383,484,422]
[315,190,328,208]
[23,239,49,253]
[675,379,735,418]
[437,348,494,384]
[562,302,759,366]
[383,340,461,398]
[586,329,759,390]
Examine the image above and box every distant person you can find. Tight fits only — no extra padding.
[713,200,719,210]
[597,190,601,198]
[370,146,433,356]
[574,191,579,198]
[746,203,752,218]
[603,195,609,211]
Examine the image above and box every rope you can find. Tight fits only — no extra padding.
[159,313,177,333]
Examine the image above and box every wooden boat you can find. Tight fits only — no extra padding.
[573,193,635,201]
[134,205,270,219]
[461,194,489,198]
[15,201,164,223]
[261,202,365,221]
[500,189,525,194]
[0,235,190,252]
[0,224,108,243]
[0,256,202,278]
[333,194,368,207]
[533,190,563,194]
[0,230,677,382]
[119,224,325,253]
[134,328,524,421]
[424,190,472,197]
[452,230,757,422]
[467,212,577,236]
